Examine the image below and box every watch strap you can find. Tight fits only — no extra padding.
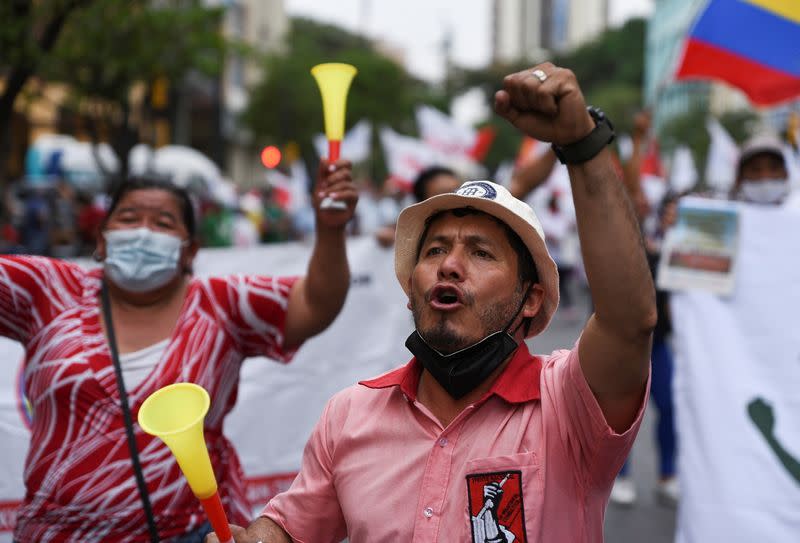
[552,107,615,165]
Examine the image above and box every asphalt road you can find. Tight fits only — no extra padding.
[531,283,677,543]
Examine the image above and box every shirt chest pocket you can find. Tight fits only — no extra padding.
[463,452,542,543]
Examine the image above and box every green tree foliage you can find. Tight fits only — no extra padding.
[243,17,439,182]
[582,84,642,138]
[452,18,647,172]
[244,16,649,181]
[719,110,760,144]
[660,104,710,182]
[552,19,645,92]
[48,1,225,96]
[0,0,93,184]
[449,61,532,105]
[42,0,227,183]
[551,18,646,137]
[0,0,227,187]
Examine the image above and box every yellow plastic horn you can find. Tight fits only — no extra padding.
[311,62,358,157]
[139,383,215,498]
[311,62,357,210]
[139,383,233,543]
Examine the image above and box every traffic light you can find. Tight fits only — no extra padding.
[260,145,281,169]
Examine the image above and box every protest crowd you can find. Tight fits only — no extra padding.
[1,1,800,542]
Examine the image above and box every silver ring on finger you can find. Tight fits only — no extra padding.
[531,69,547,83]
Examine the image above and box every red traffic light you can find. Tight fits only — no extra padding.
[260,145,282,169]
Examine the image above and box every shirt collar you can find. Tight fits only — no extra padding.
[359,343,542,404]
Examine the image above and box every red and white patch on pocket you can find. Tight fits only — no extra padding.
[466,470,528,543]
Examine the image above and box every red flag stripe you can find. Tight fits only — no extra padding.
[676,38,800,106]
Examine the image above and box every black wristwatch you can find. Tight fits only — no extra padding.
[551,106,615,165]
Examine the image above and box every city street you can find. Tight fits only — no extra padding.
[1,0,795,540]
[532,283,677,543]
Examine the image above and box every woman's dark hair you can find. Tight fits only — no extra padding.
[104,177,197,239]
[413,166,458,203]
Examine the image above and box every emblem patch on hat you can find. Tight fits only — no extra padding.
[456,181,497,200]
[467,470,527,542]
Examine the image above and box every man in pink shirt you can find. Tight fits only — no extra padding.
[207,63,656,542]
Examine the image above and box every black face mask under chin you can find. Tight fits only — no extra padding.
[405,329,519,400]
[405,287,530,400]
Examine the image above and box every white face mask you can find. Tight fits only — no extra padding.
[103,227,186,293]
[738,178,789,205]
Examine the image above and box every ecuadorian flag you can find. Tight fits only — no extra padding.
[675,0,800,105]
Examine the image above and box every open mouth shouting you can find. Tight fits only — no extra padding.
[428,284,465,311]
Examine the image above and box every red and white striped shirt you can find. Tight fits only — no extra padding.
[0,255,298,542]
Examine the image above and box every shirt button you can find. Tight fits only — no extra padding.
[438,437,448,447]
[423,507,434,518]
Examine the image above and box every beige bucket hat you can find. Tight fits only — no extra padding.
[394,180,560,338]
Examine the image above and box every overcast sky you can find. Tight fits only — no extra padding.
[286,0,654,82]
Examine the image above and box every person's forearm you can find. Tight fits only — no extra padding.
[245,516,293,542]
[509,149,558,199]
[211,516,292,543]
[304,226,350,333]
[569,148,656,336]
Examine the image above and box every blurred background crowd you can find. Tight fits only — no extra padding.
[2,0,796,261]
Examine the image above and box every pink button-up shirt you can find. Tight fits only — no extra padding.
[263,341,648,542]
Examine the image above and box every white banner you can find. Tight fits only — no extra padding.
[0,236,412,539]
[379,125,441,187]
[313,120,373,163]
[672,202,800,542]
[669,145,698,194]
[415,104,477,157]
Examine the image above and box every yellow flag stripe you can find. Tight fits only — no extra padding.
[744,0,800,24]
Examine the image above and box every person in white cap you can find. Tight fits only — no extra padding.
[207,62,656,543]
[732,132,790,205]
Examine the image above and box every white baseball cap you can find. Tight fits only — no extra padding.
[737,132,786,174]
[394,180,560,338]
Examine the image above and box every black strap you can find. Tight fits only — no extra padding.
[101,281,160,543]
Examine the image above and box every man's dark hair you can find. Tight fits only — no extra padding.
[416,207,539,334]
[104,177,197,239]
[413,166,458,203]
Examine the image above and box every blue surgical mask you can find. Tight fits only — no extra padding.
[103,227,186,293]
[738,178,789,205]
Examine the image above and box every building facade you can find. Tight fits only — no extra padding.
[492,0,608,63]
[492,0,547,63]
[214,0,289,188]
[566,0,609,50]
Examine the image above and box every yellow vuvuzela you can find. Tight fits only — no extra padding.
[138,383,234,543]
[311,62,358,210]
[311,62,358,153]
